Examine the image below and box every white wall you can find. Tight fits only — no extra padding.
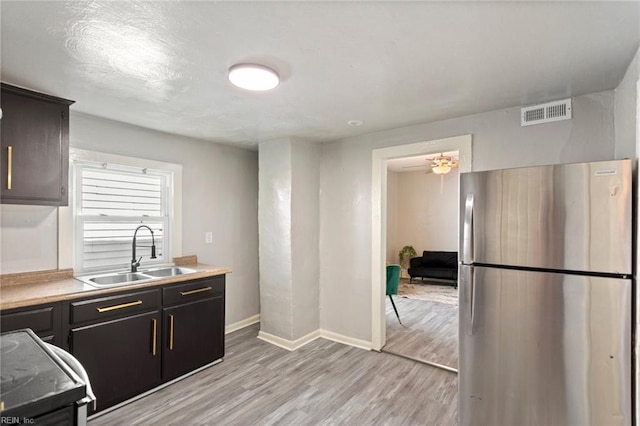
[0,112,260,327]
[0,205,58,273]
[258,139,293,338]
[320,90,617,342]
[258,137,320,342]
[385,171,398,264]
[291,140,320,339]
[615,48,639,160]
[396,170,458,255]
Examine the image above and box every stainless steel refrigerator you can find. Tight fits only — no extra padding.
[458,159,632,426]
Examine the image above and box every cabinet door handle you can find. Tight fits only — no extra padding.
[151,318,157,356]
[96,300,142,313]
[180,286,212,296]
[6,146,12,190]
[169,314,174,350]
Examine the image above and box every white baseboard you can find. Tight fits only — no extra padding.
[257,327,372,352]
[225,314,260,334]
[320,329,372,351]
[257,329,321,351]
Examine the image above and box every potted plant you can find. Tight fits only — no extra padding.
[398,245,417,278]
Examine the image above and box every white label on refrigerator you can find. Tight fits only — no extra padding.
[595,170,617,176]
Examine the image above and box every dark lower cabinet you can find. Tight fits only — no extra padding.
[53,274,226,415]
[33,404,75,426]
[161,276,225,381]
[0,302,63,347]
[70,311,161,412]
[162,296,224,380]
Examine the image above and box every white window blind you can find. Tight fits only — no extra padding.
[81,169,163,216]
[74,163,172,273]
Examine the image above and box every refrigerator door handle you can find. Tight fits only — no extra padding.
[463,193,474,264]
[462,265,476,335]
[470,266,476,333]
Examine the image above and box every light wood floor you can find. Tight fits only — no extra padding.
[89,324,458,425]
[384,295,458,370]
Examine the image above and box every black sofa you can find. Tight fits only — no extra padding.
[408,251,458,287]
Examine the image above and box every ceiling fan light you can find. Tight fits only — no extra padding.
[228,64,279,91]
[432,164,452,175]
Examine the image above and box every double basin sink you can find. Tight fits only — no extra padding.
[78,266,198,288]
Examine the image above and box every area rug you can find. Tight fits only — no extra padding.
[397,279,458,306]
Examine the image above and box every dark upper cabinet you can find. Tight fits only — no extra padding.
[0,83,74,206]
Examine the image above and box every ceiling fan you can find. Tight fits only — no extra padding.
[426,154,459,174]
[395,151,459,193]
[396,151,459,174]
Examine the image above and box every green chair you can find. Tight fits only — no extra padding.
[386,264,402,324]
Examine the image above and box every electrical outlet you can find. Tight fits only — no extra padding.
[205,231,213,244]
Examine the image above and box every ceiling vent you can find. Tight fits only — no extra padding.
[521,98,572,127]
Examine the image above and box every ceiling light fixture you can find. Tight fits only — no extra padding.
[431,154,456,175]
[228,64,279,91]
[432,163,452,175]
[430,154,459,193]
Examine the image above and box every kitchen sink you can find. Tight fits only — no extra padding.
[86,272,155,287]
[141,266,197,277]
[78,266,198,288]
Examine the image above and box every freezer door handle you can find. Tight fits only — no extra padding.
[463,193,474,264]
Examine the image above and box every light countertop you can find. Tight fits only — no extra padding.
[0,263,231,310]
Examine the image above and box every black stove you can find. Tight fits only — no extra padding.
[1,329,87,424]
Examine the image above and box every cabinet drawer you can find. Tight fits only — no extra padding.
[70,289,160,325]
[1,303,62,346]
[1,304,59,334]
[163,276,225,306]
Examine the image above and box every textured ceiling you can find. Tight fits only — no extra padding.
[1,1,639,149]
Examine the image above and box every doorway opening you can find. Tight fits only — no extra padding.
[383,151,460,371]
[370,135,472,366]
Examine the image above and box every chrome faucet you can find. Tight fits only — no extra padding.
[131,225,157,272]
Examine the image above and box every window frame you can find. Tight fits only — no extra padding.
[72,158,175,275]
